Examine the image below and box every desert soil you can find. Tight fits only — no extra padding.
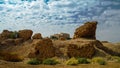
[0,60,120,68]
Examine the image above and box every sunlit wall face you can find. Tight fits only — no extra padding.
[0,0,120,42]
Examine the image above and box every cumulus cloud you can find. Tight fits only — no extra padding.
[95,9,120,42]
[0,0,120,42]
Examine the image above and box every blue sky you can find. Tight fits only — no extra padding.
[0,0,120,42]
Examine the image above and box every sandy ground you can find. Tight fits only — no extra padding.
[0,60,120,68]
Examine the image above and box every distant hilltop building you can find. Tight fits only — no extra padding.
[50,33,70,40]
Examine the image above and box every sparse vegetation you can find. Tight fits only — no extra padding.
[0,27,120,68]
[9,31,18,39]
[27,58,42,65]
[98,59,106,65]
[106,55,113,61]
[65,57,78,65]
[43,58,59,65]
[106,56,120,63]
[92,57,106,65]
[77,58,90,64]
[111,56,120,63]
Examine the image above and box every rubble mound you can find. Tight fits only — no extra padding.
[73,21,97,39]
[18,29,33,41]
[32,33,42,39]
[28,38,55,60]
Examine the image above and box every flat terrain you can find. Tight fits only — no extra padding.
[0,60,120,68]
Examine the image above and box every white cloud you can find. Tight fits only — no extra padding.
[0,0,120,42]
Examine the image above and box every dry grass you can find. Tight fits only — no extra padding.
[0,39,120,68]
[102,42,120,53]
[0,62,120,68]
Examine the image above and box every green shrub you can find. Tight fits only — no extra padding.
[98,60,106,65]
[77,58,90,64]
[65,57,78,66]
[27,58,42,65]
[9,31,18,39]
[112,56,120,63]
[92,57,106,65]
[43,58,59,65]
[106,55,113,61]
